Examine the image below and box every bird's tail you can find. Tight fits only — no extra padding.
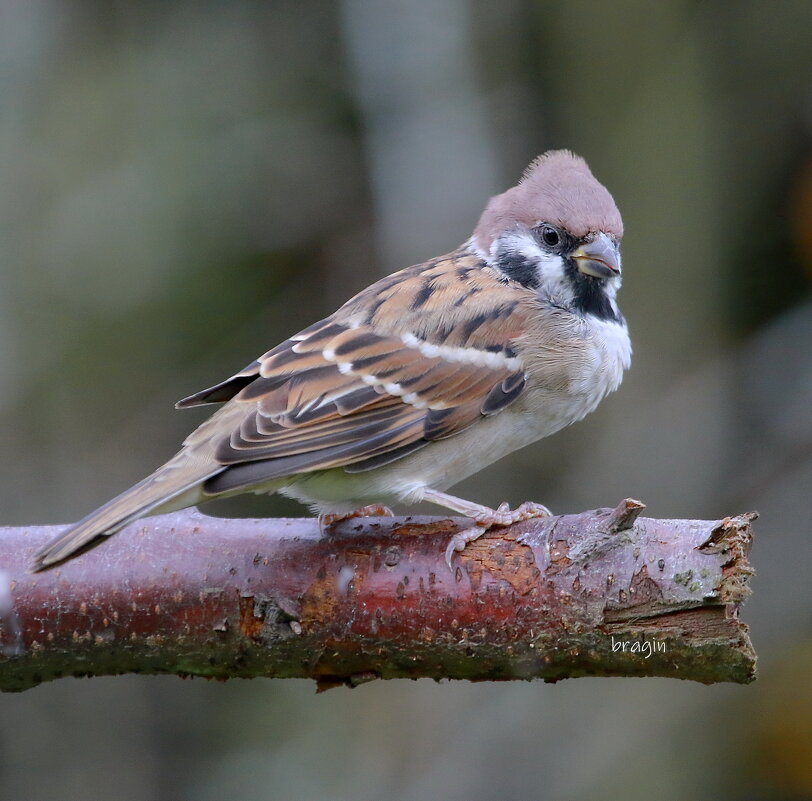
[31,454,221,572]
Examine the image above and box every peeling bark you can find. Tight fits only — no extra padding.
[0,500,757,692]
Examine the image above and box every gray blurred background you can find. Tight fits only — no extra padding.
[2,2,811,799]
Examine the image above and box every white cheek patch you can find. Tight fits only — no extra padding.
[495,231,571,299]
[499,232,548,265]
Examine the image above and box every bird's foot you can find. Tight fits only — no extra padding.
[319,504,394,536]
[444,501,552,570]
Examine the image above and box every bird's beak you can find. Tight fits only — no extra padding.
[570,233,621,279]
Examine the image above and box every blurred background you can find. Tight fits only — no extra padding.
[2,1,811,799]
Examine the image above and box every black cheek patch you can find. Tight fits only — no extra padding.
[495,250,540,290]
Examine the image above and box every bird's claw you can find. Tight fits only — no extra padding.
[445,501,551,570]
[472,500,552,527]
[444,525,488,571]
[319,504,394,536]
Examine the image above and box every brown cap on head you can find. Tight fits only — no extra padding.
[473,150,623,252]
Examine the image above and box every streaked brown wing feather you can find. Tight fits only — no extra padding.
[175,359,262,408]
[186,248,533,492]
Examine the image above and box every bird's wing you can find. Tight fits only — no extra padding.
[31,251,531,569]
[188,250,533,494]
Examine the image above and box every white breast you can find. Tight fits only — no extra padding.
[567,316,632,421]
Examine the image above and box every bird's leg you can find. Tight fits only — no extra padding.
[318,504,394,536]
[420,488,551,569]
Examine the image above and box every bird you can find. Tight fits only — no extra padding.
[33,150,630,572]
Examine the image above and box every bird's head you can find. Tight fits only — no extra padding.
[472,150,624,321]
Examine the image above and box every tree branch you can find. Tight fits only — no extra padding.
[0,500,756,692]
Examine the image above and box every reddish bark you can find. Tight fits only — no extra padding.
[0,500,756,691]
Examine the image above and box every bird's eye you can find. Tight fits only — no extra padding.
[540,225,561,248]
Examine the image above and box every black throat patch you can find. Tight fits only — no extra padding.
[567,260,621,322]
[491,245,621,323]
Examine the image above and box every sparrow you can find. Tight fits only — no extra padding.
[33,150,630,572]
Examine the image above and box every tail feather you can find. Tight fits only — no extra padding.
[32,459,222,572]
